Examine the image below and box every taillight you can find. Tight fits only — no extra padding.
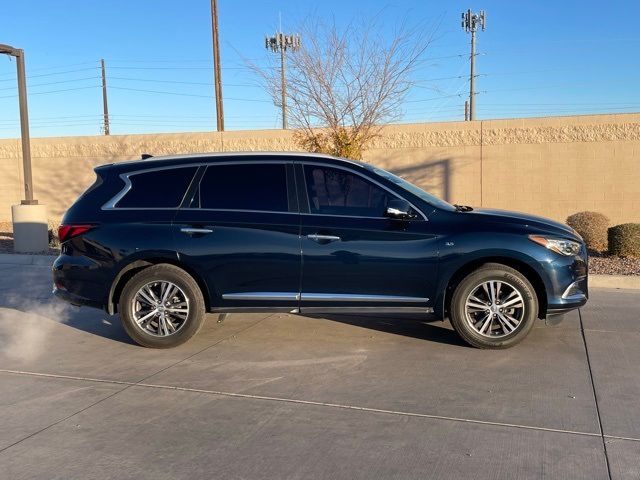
[58,224,96,243]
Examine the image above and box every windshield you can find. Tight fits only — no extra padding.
[363,164,456,212]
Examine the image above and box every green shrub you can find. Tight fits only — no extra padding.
[566,211,609,252]
[608,223,640,258]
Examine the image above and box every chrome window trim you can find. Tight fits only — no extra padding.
[101,156,427,219]
[180,208,299,215]
[102,173,133,210]
[102,160,290,211]
[299,161,427,221]
[102,162,204,210]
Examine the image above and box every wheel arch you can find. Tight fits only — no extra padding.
[107,258,212,315]
[438,256,548,320]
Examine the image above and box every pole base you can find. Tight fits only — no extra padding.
[11,203,48,253]
[21,199,39,205]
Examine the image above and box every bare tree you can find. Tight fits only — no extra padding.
[253,17,434,160]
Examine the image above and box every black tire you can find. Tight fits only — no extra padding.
[119,264,206,348]
[449,263,538,349]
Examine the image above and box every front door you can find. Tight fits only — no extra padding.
[297,163,438,313]
[173,160,301,310]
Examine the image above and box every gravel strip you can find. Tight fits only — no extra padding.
[589,253,640,276]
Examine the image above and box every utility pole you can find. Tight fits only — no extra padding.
[211,0,224,131]
[265,32,301,129]
[101,59,110,135]
[461,9,486,121]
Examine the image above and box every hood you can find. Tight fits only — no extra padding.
[464,208,578,238]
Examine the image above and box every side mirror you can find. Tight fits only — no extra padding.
[384,198,416,220]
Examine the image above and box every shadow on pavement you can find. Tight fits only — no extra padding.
[0,292,137,346]
[64,311,137,345]
[310,313,468,347]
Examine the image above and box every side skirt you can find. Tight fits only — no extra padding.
[209,306,434,314]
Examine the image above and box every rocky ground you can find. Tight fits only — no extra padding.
[589,251,640,276]
[1,221,639,274]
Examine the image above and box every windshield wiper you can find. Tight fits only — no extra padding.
[454,204,474,212]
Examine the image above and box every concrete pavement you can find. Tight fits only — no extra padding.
[0,263,639,479]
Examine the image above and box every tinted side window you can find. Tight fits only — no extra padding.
[304,165,391,217]
[117,167,197,208]
[199,163,288,212]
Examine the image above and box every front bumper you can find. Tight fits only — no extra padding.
[544,246,589,315]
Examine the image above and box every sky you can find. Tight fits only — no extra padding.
[0,0,638,138]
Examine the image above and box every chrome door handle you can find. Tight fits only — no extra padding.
[180,227,213,235]
[307,234,341,242]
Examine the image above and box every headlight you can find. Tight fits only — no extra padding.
[529,235,581,256]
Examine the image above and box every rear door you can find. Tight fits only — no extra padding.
[297,162,438,313]
[172,160,301,311]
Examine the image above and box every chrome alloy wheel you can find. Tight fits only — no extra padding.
[131,281,190,337]
[464,280,525,338]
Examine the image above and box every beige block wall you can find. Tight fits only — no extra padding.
[0,113,638,225]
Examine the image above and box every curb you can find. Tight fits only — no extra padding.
[0,253,638,290]
[589,274,640,290]
[0,253,57,266]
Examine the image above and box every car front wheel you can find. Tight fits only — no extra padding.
[119,264,206,348]
[449,263,538,349]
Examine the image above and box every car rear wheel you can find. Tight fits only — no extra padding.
[119,264,206,348]
[449,263,538,349]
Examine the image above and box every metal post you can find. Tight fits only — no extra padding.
[211,0,224,131]
[462,9,485,122]
[265,32,300,130]
[280,36,287,130]
[469,28,476,121]
[15,50,36,204]
[101,59,110,135]
[464,100,470,121]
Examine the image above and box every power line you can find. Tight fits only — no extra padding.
[108,76,260,88]
[0,61,98,79]
[0,76,99,91]
[0,85,99,99]
[108,85,273,102]
[0,67,99,83]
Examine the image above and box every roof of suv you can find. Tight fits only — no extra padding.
[98,151,366,174]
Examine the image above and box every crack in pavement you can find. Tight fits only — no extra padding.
[3,366,640,446]
[579,308,613,480]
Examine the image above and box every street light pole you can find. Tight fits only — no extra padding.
[0,44,35,204]
[1,43,48,253]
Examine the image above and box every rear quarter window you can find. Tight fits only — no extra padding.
[116,167,197,208]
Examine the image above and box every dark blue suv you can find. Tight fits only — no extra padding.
[53,152,588,349]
